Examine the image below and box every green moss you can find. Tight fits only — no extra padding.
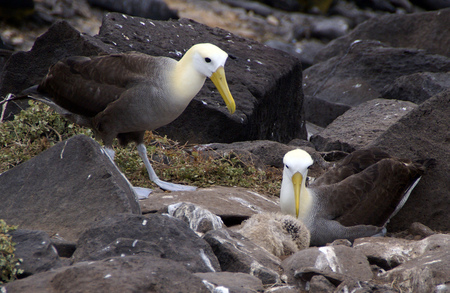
[0,101,281,195]
[0,219,23,284]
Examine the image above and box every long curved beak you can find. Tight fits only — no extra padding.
[210,66,236,114]
[292,172,302,218]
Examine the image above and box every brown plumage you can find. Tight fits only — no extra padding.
[37,52,178,146]
[280,148,431,246]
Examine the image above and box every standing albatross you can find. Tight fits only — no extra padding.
[5,43,236,192]
[280,148,430,246]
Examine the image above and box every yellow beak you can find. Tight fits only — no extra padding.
[292,172,302,218]
[210,66,236,114]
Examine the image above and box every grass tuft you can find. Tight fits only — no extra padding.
[0,219,23,284]
[0,101,281,196]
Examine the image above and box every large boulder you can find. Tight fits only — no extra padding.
[10,230,62,277]
[354,234,450,270]
[203,228,281,285]
[0,135,140,242]
[310,98,417,152]
[303,41,450,126]
[4,256,210,293]
[359,234,450,292]
[380,72,450,104]
[72,213,221,273]
[315,8,450,63]
[281,245,373,287]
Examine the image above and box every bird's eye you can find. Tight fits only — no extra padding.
[205,57,211,63]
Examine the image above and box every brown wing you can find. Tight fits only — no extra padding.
[37,52,160,117]
[314,157,425,227]
[312,148,391,186]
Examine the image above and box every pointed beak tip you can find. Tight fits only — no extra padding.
[210,67,236,115]
[228,104,236,114]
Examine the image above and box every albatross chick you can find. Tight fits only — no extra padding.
[5,43,236,194]
[239,212,310,257]
[280,148,430,246]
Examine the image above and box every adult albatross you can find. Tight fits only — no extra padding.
[4,43,236,193]
[280,148,430,246]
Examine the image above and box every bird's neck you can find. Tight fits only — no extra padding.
[298,182,313,220]
[170,52,206,106]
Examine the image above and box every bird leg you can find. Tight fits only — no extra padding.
[101,146,152,199]
[136,143,197,192]
[104,147,116,160]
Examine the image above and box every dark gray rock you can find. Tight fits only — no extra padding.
[381,72,450,104]
[410,0,450,10]
[256,0,301,12]
[328,0,379,28]
[281,245,373,286]
[408,222,436,238]
[73,213,221,273]
[203,228,281,285]
[370,90,450,232]
[304,41,450,126]
[10,230,62,277]
[295,40,326,69]
[292,267,398,292]
[308,16,350,41]
[353,0,397,12]
[375,240,450,292]
[87,0,178,20]
[303,94,351,128]
[264,40,304,65]
[4,256,209,293]
[315,8,450,63]
[221,0,275,17]
[0,135,140,242]
[96,13,306,143]
[194,272,264,293]
[309,274,337,292]
[0,21,116,120]
[50,238,77,258]
[353,234,450,271]
[310,98,417,152]
[0,48,13,78]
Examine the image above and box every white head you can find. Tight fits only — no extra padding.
[280,149,314,219]
[190,43,229,78]
[283,149,314,178]
[176,43,235,114]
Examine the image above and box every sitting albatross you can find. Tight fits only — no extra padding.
[280,148,430,246]
[4,43,236,193]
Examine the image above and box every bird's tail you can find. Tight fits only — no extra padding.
[381,157,436,227]
[1,86,91,127]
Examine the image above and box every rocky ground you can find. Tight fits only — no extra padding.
[1,0,450,292]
